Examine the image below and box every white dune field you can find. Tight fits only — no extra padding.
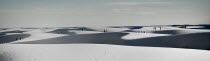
[0,0,210,61]
[1,25,210,61]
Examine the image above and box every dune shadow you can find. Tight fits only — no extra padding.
[0,34,30,44]
[48,27,96,35]
[0,28,10,30]
[48,29,76,35]
[171,24,210,29]
[151,30,182,35]
[124,32,210,50]
[15,32,210,50]
[15,33,127,44]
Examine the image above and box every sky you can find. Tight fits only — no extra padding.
[0,0,209,27]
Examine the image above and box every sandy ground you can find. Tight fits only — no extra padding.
[0,44,210,61]
[1,25,210,61]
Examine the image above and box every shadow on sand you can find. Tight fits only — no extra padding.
[15,32,210,50]
[0,34,30,44]
[171,24,210,29]
[151,30,186,35]
[48,27,96,35]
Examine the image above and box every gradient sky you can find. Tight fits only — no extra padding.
[0,0,209,27]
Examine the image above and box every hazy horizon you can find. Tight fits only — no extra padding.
[0,0,210,27]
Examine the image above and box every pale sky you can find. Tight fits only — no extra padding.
[0,0,209,27]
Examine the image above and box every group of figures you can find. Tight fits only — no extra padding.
[16,37,22,40]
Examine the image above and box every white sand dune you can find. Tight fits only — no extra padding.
[87,26,129,32]
[0,28,32,33]
[69,30,103,34]
[132,27,154,31]
[9,29,67,43]
[161,27,210,34]
[122,32,170,40]
[0,44,209,61]
[131,27,166,33]
[130,27,210,35]
[187,26,204,29]
[5,33,22,35]
[0,28,32,36]
[105,28,129,32]
[1,25,210,61]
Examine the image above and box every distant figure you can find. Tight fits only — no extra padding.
[16,38,18,40]
[184,26,187,29]
[20,37,21,40]
[104,29,107,32]
[104,29,106,32]
[81,28,84,31]
[153,27,156,30]
[160,27,162,30]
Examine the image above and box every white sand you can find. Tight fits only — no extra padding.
[69,30,103,34]
[0,28,32,33]
[0,44,209,61]
[87,26,129,32]
[9,29,67,43]
[122,32,170,40]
